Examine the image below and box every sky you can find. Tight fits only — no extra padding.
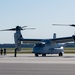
[0,0,75,43]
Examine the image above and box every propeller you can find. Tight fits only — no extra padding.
[23,28,36,30]
[21,26,28,28]
[52,24,75,27]
[0,26,35,31]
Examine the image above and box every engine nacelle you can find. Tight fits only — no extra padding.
[14,32,22,51]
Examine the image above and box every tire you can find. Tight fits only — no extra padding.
[59,52,63,56]
[42,54,46,57]
[35,54,38,57]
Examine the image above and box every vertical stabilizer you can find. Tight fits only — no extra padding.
[53,33,56,39]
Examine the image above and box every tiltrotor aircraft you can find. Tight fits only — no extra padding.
[1,25,75,57]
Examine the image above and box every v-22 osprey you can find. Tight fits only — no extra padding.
[1,25,75,57]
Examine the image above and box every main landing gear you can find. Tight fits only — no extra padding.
[35,54,46,57]
[59,52,63,56]
[35,53,63,57]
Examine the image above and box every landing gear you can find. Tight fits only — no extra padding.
[59,52,63,56]
[42,54,46,57]
[35,54,46,57]
[14,48,17,57]
[35,54,38,57]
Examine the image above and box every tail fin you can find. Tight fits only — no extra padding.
[53,33,56,39]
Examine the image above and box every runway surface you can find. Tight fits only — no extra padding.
[0,54,75,64]
[0,54,75,75]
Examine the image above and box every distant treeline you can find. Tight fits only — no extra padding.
[0,43,75,48]
[65,43,75,47]
[0,44,34,48]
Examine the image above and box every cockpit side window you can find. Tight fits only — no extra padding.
[36,43,45,47]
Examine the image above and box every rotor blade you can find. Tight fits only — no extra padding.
[0,28,16,31]
[52,24,70,26]
[23,28,36,30]
[0,26,35,31]
[0,26,24,31]
[21,26,28,28]
[52,24,75,27]
[70,24,75,27]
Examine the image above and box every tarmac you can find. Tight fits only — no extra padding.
[0,54,75,75]
[0,54,75,64]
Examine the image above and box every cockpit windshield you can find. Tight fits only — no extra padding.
[35,43,45,47]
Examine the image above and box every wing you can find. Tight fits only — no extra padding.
[19,38,45,43]
[47,35,75,43]
[19,35,75,43]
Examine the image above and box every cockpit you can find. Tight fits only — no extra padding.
[35,43,45,47]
